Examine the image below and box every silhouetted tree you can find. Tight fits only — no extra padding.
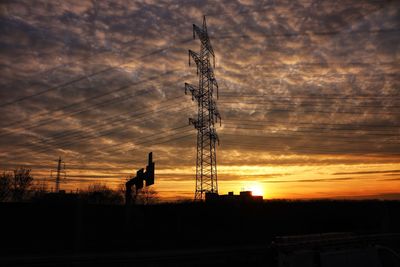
[117,182,126,197]
[84,183,123,205]
[31,179,48,199]
[0,171,12,202]
[121,180,159,205]
[11,168,33,202]
[137,187,159,205]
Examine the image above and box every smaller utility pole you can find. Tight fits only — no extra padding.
[51,156,66,193]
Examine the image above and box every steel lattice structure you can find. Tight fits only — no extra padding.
[51,156,66,193]
[185,16,221,200]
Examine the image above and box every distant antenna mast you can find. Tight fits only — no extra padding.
[51,156,66,193]
[185,16,221,200]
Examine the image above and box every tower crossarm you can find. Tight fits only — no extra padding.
[189,50,201,74]
[185,82,201,104]
[189,118,203,129]
[193,22,215,57]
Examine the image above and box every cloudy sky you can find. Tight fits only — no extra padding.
[0,0,399,200]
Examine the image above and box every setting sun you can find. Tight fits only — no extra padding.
[248,183,264,197]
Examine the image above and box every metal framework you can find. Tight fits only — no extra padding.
[51,156,66,193]
[125,152,155,205]
[185,16,221,200]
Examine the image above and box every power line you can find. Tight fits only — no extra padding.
[219,100,400,109]
[0,39,191,109]
[5,82,396,138]
[231,61,400,67]
[12,98,188,154]
[220,126,399,139]
[1,2,396,110]
[219,131,398,144]
[215,28,400,40]
[28,96,186,144]
[220,140,400,156]
[219,104,400,115]
[222,121,399,132]
[220,93,400,99]
[1,124,193,164]
[7,103,190,159]
[6,39,141,87]
[30,105,190,156]
[0,130,195,181]
[224,118,400,128]
[205,0,386,17]
[0,70,178,131]
[221,137,399,151]
[5,92,184,140]
[81,126,194,157]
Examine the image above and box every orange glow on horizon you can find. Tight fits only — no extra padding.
[29,161,400,201]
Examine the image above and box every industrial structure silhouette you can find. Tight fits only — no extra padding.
[125,152,155,205]
[185,16,221,200]
[50,156,66,193]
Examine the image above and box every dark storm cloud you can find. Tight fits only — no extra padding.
[0,0,399,184]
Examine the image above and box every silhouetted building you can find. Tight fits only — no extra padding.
[205,191,263,203]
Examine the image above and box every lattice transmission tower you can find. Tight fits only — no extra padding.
[185,16,221,200]
[50,156,66,193]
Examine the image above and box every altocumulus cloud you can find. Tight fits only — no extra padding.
[0,0,399,197]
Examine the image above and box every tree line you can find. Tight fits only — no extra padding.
[0,167,158,205]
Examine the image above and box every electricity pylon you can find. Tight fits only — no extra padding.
[185,16,221,200]
[51,156,66,193]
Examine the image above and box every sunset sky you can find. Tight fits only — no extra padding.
[0,0,399,201]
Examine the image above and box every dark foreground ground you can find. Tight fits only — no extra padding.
[1,200,399,266]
